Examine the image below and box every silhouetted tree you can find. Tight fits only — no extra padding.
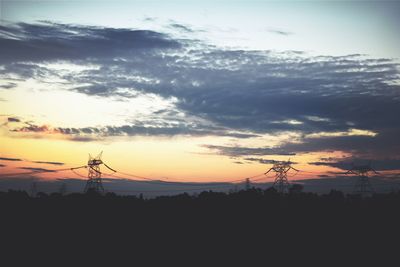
[289,184,304,194]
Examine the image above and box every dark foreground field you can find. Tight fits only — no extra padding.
[2,188,399,263]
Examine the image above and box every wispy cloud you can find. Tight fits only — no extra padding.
[169,23,194,33]
[9,122,258,140]
[31,161,64,166]
[266,28,293,36]
[19,167,56,172]
[244,158,279,165]
[7,117,20,123]
[0,157,22,161]
[0,155,64,166]
[0,82,17,89]
[203,145,295,157]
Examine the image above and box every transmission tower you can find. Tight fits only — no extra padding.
[245,178,251,190]
[265,160,299,194]
[345,163,378,197]
[59,182,67,195]
[84,151,116,194]
[30,181,37,198]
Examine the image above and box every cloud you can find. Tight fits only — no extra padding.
[0,164,6,167]
[244,158,278,165]
[266,28,293,36]
[11,123,55,133]
[310,158,400,171]
[279,128,400,158]
[169,23,194,33]
[0,82,17,89]
[19,167,56,172]
[9,120,258,140]
[0,21,181,64]
[1,21,400,161]
[143,17,157,22]
[32,161,64,166]
[203,145,295,157]
[7,117,20,123]
[0,156,64,166]
[0,157,22,161]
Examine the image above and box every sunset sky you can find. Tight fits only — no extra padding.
[1,0,400,190]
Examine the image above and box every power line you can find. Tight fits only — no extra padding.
[71,168,88,179]
[102,171,255,188]
[108,169,267,185]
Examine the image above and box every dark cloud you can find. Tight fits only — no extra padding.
[32,161,64,166]
[244,158,278,165]
[203,145,295,157]
[1,21,400,161]
[9,121,258,140]
[169,23,194,33]
[279,129,400,158]
[0,164,6,167]
[143,17,157,22]
[19,167,56,172]
[0,157,22,161]
[7,117,20,123]
[310,158,400,171]
[0,82,17,89]
[0,21,181,64]
[267,28,293,36]
[11,123,53,133]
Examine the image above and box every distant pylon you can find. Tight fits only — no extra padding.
[59,182,67,195]
[245,178,251,190]
[84,151,116,194]
[345,162,378,197]
[232,184,239,193]
[30,181,37,198]
[265,160,299,194]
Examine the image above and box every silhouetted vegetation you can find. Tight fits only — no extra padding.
[2,186,400,259]
[3,186,400,218]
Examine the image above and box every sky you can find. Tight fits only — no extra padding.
[0,0,400,193]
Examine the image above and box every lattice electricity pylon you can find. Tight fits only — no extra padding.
[84,151,116,194]
[245,178,251,191]
[59,182,67,195]
[30,181,37,198]
[345,162,378,197]
[265,160,299,194]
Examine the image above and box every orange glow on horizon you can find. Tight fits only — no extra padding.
[0,132,349,183]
